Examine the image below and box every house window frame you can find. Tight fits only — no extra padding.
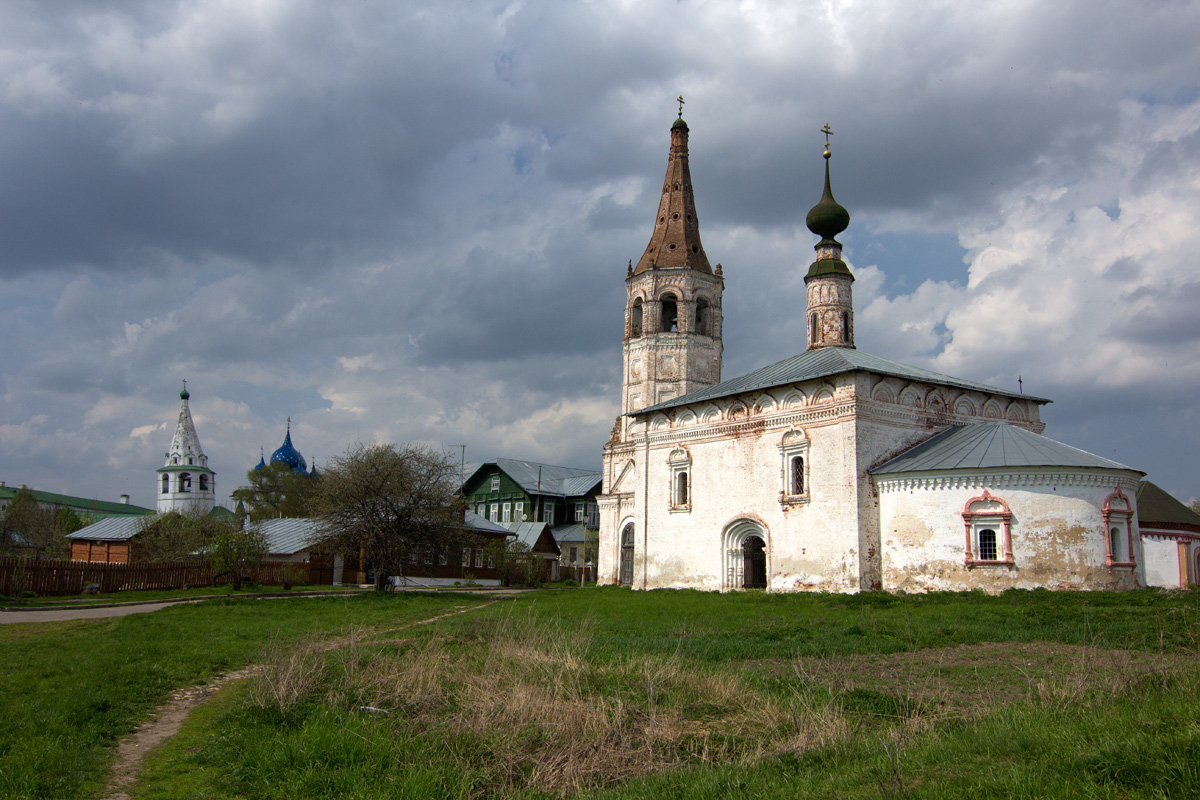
[961,489,1015,568]
[514,501,524,521]
[489,502,499,521]
[438,547,447,566]
[1102,487,1137,571]
[490,475,500,492]
[462,547,471,567]
[667,447,692,513]
[777,430,811,507]
[575,502,585,522]
[502,502,512,523]
[474,549,483,569]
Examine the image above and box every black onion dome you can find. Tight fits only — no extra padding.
[805,156,850,242]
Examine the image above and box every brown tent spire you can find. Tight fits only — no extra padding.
[632,111,712,275]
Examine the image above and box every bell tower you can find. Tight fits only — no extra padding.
[805,124,854,350]
[621,102,724,420]
[156,380,216,514]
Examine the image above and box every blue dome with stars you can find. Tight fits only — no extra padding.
[269,421,308,474]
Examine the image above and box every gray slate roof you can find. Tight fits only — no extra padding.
[637,347,1050,415]
[66,516,143,541]
[502,521,561,555]
[551,523,588,544]
[465,510,512,534]
[489,458,601,499]
[248,518,328,556]
[871,422,1140,475]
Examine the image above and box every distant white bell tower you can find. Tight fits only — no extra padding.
[156,380,216,514]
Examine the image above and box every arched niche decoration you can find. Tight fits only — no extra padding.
[727,401,749,420]
[676,409,696,426]
[782,390,806,409]
[899,385,924,408]
[1102,487,1136,570]
[953,396,977,417]
[982,399,1004,419]
[872,384,896,404]
[650,414,670,431]
[1005,402,1027,422]
[961,489,1015,568]
[814,383,836,404]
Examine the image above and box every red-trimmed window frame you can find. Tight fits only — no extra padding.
[1102,487,1137,571]
[962,489,1015,568]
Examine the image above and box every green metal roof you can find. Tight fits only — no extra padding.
[636,347,1049,416]
[870,421,1140,475]
[0,486,154,518]
[1136,481,1200,529]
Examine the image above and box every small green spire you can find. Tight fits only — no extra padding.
[180,379,189,400]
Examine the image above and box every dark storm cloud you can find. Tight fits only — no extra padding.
[3,0,1200,505]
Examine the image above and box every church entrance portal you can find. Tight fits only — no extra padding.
[743,536,767,589]
[619,524,635,586]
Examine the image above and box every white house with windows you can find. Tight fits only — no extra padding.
[597,115,1148,593]
[156,381,216,515]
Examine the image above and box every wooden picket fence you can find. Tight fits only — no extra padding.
[0,556,214,597]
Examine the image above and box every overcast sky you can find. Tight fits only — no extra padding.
[3,0,1199,510]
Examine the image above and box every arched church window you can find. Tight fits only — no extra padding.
[161,474,169,494]
[660,294,678,332]
[790,456,804,495]
[631,298,643,336]
[842,312,850,341]
[199,474,209,492]
[695,299,710,336]
[179,473,192,493]
[1109,527,1123,563]
[675,471,689,507]
[810,313,818,344]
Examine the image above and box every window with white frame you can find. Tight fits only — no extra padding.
[514,501,524,521]
[475,549,483,569]
[488,552,496,569]
[438,547,447,566]
[961,490,1015,567]
[502,502,512,523]
[543,504,554,525]
[777,430,810,504]
[462,547,471,567]
[668,447,691,511]
[575,502,585,521]
[490,474,500,491]
[489,502,499,521]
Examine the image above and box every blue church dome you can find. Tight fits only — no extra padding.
[269,420,308,474]
[253,448,267,472]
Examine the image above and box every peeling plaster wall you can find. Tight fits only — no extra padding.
[876,470,1145,592]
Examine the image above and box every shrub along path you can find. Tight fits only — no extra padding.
[97,598,500,800]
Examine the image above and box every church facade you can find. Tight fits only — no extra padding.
[597,116,1146,594]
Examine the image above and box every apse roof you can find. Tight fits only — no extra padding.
[636,347,1049,415]
[1136,481,1200,529]
[870,421,1139,475]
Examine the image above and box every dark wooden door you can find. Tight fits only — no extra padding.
[619,524,635,586]
[743,536,766,589]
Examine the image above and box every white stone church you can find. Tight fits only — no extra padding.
[597,115,1149,593]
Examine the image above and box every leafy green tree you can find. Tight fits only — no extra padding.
[53,508,87,538]
[486,539,540,587]
[232,462,321,520]
[208,526,268,590]
[317,442,464,591]
[135,512,232,562]
[1,489,60,558]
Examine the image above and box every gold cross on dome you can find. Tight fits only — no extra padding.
[677,95,685,118]
[820,123,834,149]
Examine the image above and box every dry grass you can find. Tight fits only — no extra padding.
[248,614,858,797]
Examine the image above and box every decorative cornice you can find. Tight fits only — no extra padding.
[875,471,1142,493]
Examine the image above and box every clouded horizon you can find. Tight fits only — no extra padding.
[3,0,1199,509]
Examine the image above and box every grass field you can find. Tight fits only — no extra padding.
[3,587,1198,799]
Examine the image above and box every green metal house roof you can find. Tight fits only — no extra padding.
[0,486,154,518]
[464,459,601,500]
